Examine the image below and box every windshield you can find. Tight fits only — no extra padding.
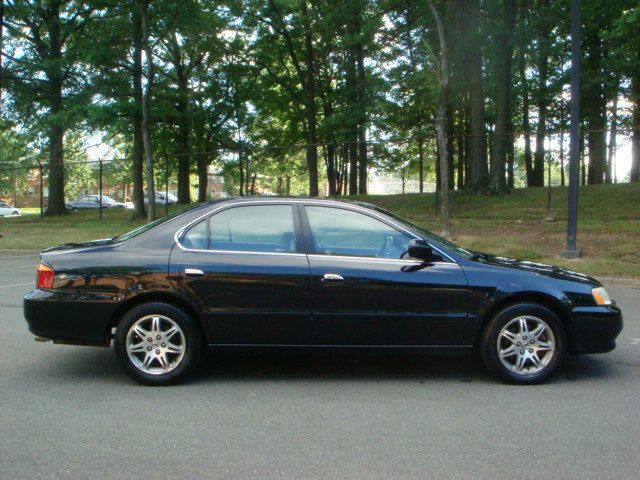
[365,204,474,259]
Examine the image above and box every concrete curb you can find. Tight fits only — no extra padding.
[597,277,640,289]
[0,249,40,256]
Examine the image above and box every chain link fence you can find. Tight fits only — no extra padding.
[0,131,636,220]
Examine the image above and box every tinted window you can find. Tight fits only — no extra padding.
[181,219,208,250]
[305,206,410,259]
[182,205,296,253]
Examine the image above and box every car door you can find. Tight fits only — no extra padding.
[0,202,9,215]
[301,204,469,347]
[169,202,312,345]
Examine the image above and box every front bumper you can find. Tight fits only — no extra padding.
[23,289,117,347]
[569,304,623,355]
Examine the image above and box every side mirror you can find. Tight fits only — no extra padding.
[408,239,432,261]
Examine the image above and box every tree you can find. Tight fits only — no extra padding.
[458,0,488,191]
[488,0,516,194]
[247,0,320,197]
[136,0,155,221]
[3,1,95,215]
[428,0,451,238]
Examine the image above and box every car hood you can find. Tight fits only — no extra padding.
[476,254,599,286]
[42,238,115,253]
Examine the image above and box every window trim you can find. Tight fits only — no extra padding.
[176,202,303,256]
[174,199,456,263]
[300,203,454,263]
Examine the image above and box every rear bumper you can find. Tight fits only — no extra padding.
[569,305,623,355]
[23,289,117,347]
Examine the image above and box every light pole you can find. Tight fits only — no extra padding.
[561,0,581,259]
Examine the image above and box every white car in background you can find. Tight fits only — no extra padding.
[0,202,21,216]
[144,191,178,206]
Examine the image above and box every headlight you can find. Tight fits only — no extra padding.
[591,287,612,306]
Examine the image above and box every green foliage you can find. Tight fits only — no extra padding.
[0,0,637,201]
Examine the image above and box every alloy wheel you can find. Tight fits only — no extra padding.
[497,315,555,375]
[125,315,186,375]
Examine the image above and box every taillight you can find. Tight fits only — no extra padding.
[36,263,55,289]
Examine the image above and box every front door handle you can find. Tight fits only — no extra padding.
[184,268,205,278]
[321,273,344,283]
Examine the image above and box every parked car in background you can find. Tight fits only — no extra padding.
[0,201,21,216]
[145,191,178,206]
[66,195,126,210]
[24,198,622,386]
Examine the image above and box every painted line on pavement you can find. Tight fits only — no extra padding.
[0,265,36,272]
[0,282,33,289]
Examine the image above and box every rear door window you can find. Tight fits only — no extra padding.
[181,204,297,253]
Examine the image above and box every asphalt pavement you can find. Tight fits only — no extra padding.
[1,251,638,479]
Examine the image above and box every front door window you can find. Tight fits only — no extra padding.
[305,206,410,259]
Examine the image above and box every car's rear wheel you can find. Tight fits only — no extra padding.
[114,302,202,385]
[481,303,565,384]
[12,211,19,215]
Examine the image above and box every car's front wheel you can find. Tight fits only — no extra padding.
[114,302,202,385]
[481,303,565,384]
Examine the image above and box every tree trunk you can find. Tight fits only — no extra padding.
[0,0,4,112]
[131,9,146,218]
[586,101,606,185]
[507,124,515,188]
[418,136,424,193]
[348,138,358,195]
[302,0,318,197]
[44,1,66,216]
[238,150,244,196]
[456,113,465,189]
[580,129,586,186]
[327,142,337,195]
[464,0,488,192]
[429,0,451,239]
[631,79,639,182]
[197,153,209,202]
[517,3,534,187]
[560,103,566,186]
[173,60,191,204]
[532,0,550,187]
[322,101,337,195]
[245,153,250,194]
[137,0,155,222]
[176,102,191,202]
[250,173,257,195]
[447,109,455,190]
[490,0,516,194]
[584,29,606,185]
[356,28,368,194]
[464,107,471,187]
[606,89,618,184]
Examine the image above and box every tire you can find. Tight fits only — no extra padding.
[480,303,565,384]
[12,211,19,216]
[114,302,203,386]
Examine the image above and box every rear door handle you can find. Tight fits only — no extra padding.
[321,273,344,283]
[184,268,205,278]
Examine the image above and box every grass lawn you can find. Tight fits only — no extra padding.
[1,183,638,278]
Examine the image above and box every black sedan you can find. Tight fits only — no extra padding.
[24,198,622,385]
